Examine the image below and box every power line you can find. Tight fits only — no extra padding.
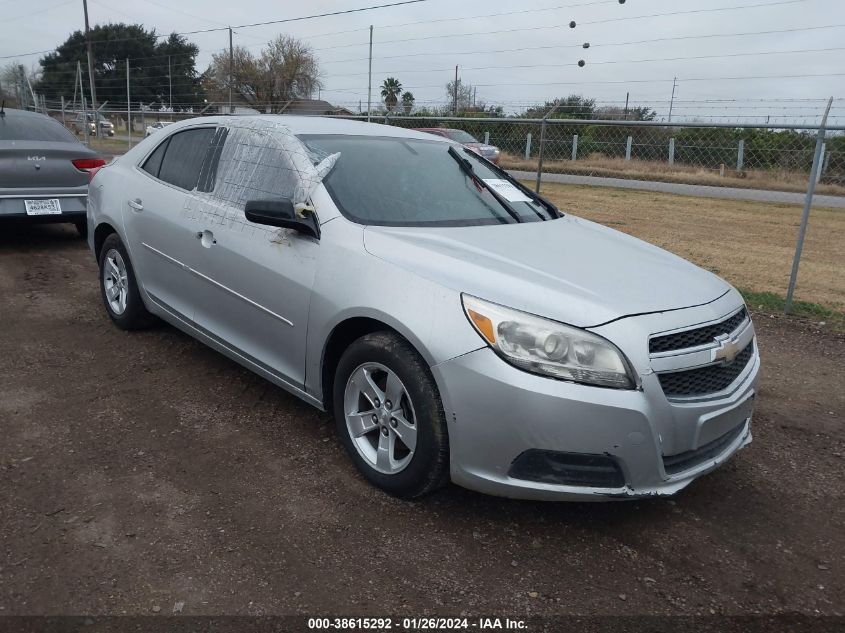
[232,0,430,30]
[318,46,845,78]
[304,0,809,53]
[316,23,845,65]
[0,0,433,59]
[320,72,845,93]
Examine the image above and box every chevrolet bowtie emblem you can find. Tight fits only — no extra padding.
[713,336,741,363]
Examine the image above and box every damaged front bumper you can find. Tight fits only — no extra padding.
[432,345,758,501]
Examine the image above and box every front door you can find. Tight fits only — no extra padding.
[187,122,322,389]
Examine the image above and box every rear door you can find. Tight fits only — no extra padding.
[122,126,217,320]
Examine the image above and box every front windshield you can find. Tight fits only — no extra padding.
[443,129,478,143]
[300,134,556,227]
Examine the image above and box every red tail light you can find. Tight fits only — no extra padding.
[72,157,107,183]
[72,158,106,171]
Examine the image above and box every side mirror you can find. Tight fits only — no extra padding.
[244,199,320,239]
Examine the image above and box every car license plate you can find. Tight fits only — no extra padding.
[24,199,62,215]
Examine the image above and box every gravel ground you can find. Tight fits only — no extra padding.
[0,222,843,619]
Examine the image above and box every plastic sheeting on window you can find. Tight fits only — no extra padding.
[182,117,338,238]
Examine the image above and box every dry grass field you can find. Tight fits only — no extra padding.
[531,182,845,314]
[504,153,845,197]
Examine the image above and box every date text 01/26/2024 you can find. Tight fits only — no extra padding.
[307,617,528,630]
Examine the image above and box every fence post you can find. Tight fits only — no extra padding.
[60,96,66,127]
[785,97,833,314]
[126,58,131,149]
[816,143,826,184]
[668,138,675,166]
[625,136,632,161]
[525,133,532,160]
[737,139,745,171]
[140,104,145,133]
[571,134,578,161]
[484,131,490,144]
[535,120,547,192]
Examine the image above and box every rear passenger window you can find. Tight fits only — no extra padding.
[156,128,215,191]
[141,138,169,178]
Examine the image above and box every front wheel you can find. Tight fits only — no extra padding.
[333,331,450,499]
[98,233,157,330]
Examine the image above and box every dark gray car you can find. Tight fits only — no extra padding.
[0,107,104,237]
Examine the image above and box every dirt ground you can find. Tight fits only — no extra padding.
[536,183,845,313]
[0,222,843,620]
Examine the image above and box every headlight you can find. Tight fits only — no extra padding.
[462,295,635,389]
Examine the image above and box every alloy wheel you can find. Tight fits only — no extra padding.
[102,248,129,315]
[343,362,418,475]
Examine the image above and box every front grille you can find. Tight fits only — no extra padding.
[508,450,625,488]
[649,308,748,354]
[658,342,754,398]
[663,421,747,475]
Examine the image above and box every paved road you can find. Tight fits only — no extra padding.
[509,171,845,208]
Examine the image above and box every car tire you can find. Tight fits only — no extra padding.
[98,233,156,330]
[74,219,87,239]
[333,331,450,499]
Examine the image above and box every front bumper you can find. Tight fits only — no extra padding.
[432,341,758,501]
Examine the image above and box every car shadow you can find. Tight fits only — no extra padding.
[0,220,85,250]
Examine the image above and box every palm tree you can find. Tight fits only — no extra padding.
[401,91,415,115]
[381,77,402,111]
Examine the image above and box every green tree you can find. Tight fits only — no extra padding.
[401,90,414,114]
[381,77,402,111]
[37,24,203,110]
[524,95,596,119]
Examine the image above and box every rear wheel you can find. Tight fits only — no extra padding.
[333,331,449,499]
[98,233,156,330]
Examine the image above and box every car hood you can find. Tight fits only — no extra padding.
[363,215,730,327]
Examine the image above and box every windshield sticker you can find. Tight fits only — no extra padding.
[481,179,532,202]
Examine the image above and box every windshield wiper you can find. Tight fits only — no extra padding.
[448,145,522,224]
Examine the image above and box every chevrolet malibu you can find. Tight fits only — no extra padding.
[87,116,758,500]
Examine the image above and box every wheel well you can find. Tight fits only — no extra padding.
[93,223,117,260]
[321,317,403,410]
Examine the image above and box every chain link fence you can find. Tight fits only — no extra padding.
[27,102,845,313]
[377,115,845,196]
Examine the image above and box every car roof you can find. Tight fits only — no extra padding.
[164,114,455,143]
[3,107,52,121]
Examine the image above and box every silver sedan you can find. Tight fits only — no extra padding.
[87,115,759,500]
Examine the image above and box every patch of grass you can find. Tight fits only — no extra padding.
[528,182,845,315]
[741,290,845,330]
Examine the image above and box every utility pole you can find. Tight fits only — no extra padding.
[228,26,234,114]
[624,91,629,117]
[453,65,458,116]
[82,0,98,136]
[168,55,172,110]
[367,25,373,122]
[668,77,677,123]
[78,61,89,145]
[19,65,28,109]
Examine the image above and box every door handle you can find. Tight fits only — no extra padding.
[128,198,143,211]
[196,229,217,247]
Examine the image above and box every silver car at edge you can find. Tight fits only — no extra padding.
[87,115,759,501]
